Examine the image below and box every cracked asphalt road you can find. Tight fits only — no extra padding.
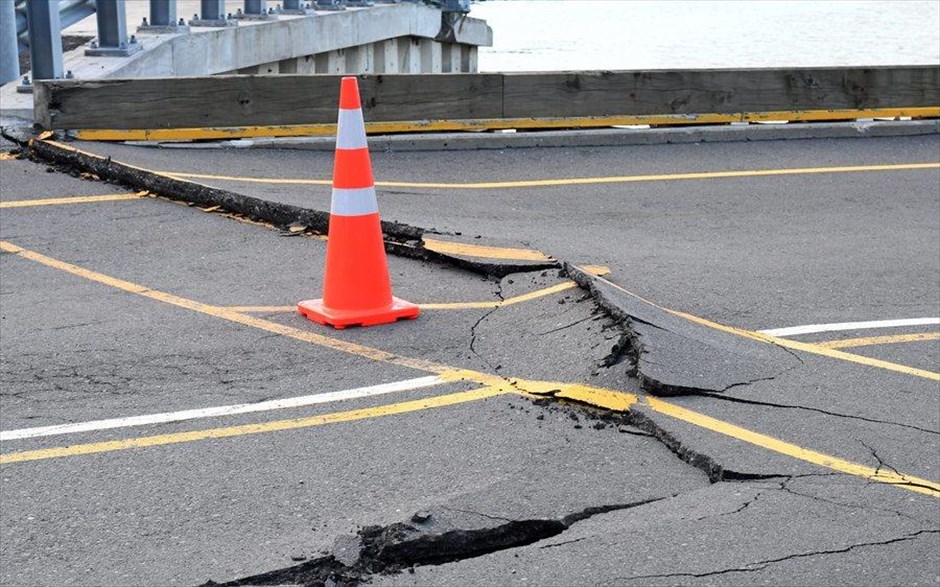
[1,131,939,586]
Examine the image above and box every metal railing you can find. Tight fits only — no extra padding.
[15,0,97,47]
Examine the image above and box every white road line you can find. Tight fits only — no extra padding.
[0,375,445,441]
[759,318,940,338]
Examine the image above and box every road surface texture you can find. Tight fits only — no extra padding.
[1,129,938,586]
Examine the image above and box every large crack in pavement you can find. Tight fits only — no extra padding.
[203,497,672,587]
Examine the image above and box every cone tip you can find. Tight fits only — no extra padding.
[339,77,361,110]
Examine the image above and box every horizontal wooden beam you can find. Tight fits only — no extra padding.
[34,66,940,138]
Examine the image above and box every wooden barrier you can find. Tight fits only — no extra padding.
[34,66,940,140]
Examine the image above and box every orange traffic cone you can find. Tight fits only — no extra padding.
[297,77,420,329]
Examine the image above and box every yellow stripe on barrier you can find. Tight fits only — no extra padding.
[70,107,940,142]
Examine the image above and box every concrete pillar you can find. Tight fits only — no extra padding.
[0,0,19,84]
[441,43,452,73]
[326,49,346,74]
[314,52,330,73]
[373,38,398,73]
[345,45,373,74]
[296,54,316,73]
[461,44,477,73]
[419,38,441,73]
[24,0,63,81]
[448,43,462,73]
[398,36,420,73]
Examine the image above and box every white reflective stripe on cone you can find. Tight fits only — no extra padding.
[336,108,368,150]
[331,186,379,216]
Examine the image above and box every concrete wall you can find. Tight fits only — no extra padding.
[68,4,489,78]
[236,38,478,75]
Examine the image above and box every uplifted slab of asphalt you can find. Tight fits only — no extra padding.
[566,263,797,395]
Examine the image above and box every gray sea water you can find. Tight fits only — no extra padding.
[470,0,940,72]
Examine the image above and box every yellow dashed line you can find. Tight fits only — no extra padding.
[2,241,937,498]
[816,332,940,349]
[162,162,940,190]
[0,193,144,209]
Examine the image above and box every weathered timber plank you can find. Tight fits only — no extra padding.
[502,67,940,118]
[33,66,940,131]
[36,74,503,130]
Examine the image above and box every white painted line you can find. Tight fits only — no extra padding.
[0,375,445,441]
[759,318,940,338]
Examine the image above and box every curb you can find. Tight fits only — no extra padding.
[127,120,939,152]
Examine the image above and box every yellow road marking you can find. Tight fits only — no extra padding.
[0,193,144,209]
[671,309,940,381]
[816,332,940,349]
[225,283,578,312]
[3,241,937,498]
[161,163,940,190]
[226,271,612,313]
[70,106,940,141]
[0,240,450,376]
[422,238,553,261]
[225,305,298,313]
[0,153,18,161]
[0,385,510,464]
[645,396,940,498]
